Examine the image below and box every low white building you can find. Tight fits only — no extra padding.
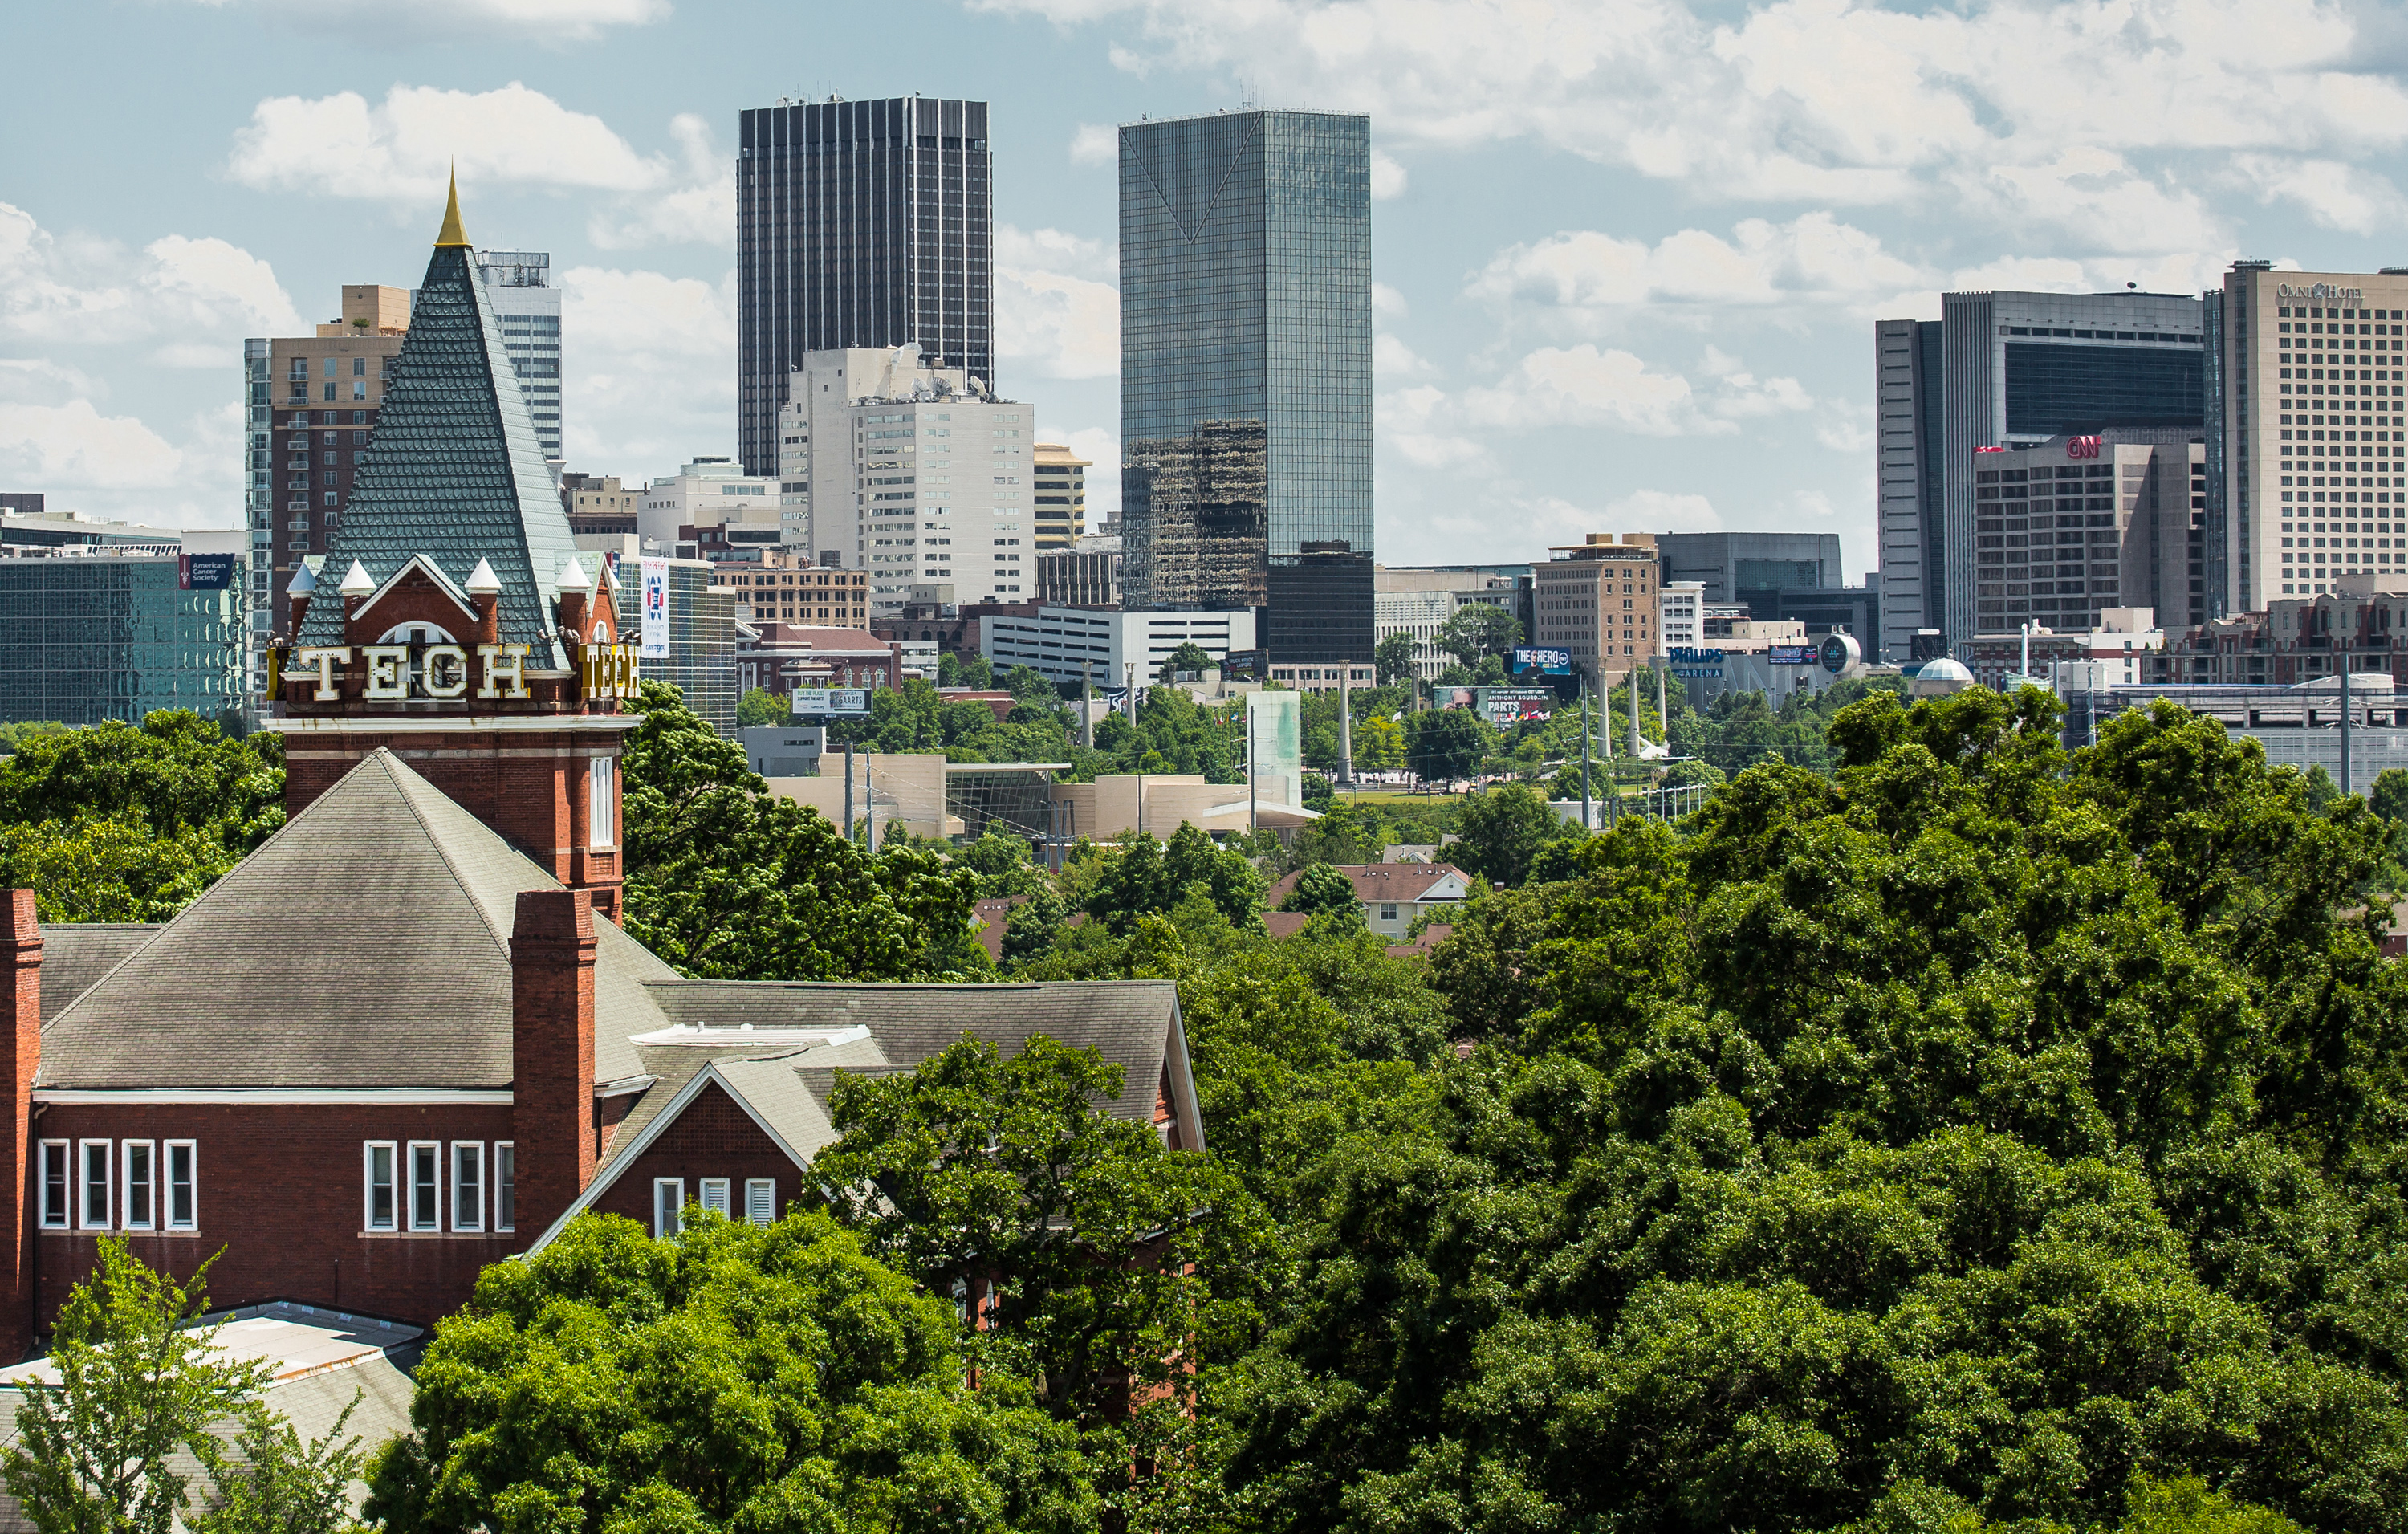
[638,458,793,551]
[982,606,1258,690]
[1659,580,1706,649]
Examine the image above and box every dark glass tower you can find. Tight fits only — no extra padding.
[1119,109,1372,661]
[735,96,992,476]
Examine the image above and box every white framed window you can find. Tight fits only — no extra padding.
[79,1141,111,1231]
[744,1178,775,1227]
[494,1142,515,1233]
[452,1143,484,1232]
[407,1141,441,1231]
[122,1141,156,1231]
[698,1178,730,1218]
[588,758,616,850]
[364,1142,397,1231]
[653,1178,685,1239]
[1379,904,1398,922]
[39,1141,67,1229]
[165,1141,196,1231]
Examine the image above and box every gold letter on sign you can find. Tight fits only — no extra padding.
[423,645,470,698]
[294,647,350,701]
[362,645,409,698]
[477,644,531,700]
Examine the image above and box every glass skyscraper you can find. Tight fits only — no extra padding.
[1119,108,1373,661]
[475,250,562,463]
[735,96,993,477]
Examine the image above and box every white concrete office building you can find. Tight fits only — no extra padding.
[981,606,1257,690]
[474,250,563,463]
[1660,580,1706,649]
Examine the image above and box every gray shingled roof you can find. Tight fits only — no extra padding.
[34,926,157,1024]
[39,751,674,1090]
[293,234,578,658]
[641,980,1181,1126]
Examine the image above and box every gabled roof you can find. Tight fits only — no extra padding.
[294,201,577,657]
[34,926,158,1024]
[38,750,675,1090]
[1265,862,1473,909]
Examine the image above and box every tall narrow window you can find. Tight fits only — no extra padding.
[165,1142,196,1231]
[494,1143,515,1233]
[653,1178,685,1239]
[452,1144,483,1232]
[744,1178,775,1227]
[699,1178,730,1218]
[408,1142,440,1231]
[364,1143,396,1231]
[80,1141,111,1231]
[123,1142,155,1231]
[588,758,616,849]
[39,1142,67,1228]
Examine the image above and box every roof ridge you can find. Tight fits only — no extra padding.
[374,751,521,966]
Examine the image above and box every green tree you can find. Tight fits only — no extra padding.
[188,1395,368,1534]
[364,1210,1093,1534]
[620,682,985,979]
[815,1036,1273,1527]
[734,686,787,727]
[3,1240,276,1534]
[2372,765,2408,824]
[1434,603,1522,669]
[0,816,239,922]
[1453,781,1572,887]
[1373,632,1418,689]
[1158,641,1215,684]
[1353,714,1405,772]
[1405,707,1493,783]
[938,651,995,690]
[1082,824,1262,934]
[1004,664,1059,703]
[0,712,283,855]
[1280,862,1362,919]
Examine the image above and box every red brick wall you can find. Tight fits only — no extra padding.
[514,891,595,1240]
[29,1102,520,1335]
[589,1082,801,1231]
[1,897,39,1361]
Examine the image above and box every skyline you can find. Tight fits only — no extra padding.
[6,0,2408,580]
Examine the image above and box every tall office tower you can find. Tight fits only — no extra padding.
[1873,319,1944,658]
[735,96,994,478]
[2204,264,2408,612]
[245,285,412,650]
[775,345,1031,613]
[1119,108,1373,661]
[475,250,563,463]
[1873,291,2205,651]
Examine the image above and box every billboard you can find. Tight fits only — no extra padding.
[178,553,237,591]
[1767,645,1817,666]
[791,689,871,715]
[639,558,670,659]
[1511,646,1572,676]
[1474,686,1556,730]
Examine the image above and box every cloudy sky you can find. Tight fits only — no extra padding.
[6,0,2408,575]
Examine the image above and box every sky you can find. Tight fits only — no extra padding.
[5,0,2408,578]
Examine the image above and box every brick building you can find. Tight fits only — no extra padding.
[0,187,1201,1362]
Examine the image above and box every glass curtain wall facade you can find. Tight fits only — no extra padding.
[0,555,247,727]
[736,97,993,477]
[1120,109,1373,661]
[474,251,563,462]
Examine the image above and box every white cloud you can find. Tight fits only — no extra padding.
[587,114,734,249]
[1457,344,1811,437]
[1378,384,1487,470]
[225,0,669,42]
[230,83,668,202]
[1374,332,1434,380]
[0,204,303,348]
[1372,283,1409,319]
[1370,151,1408,200]
[1040,424,1123,525]
[2231,153,2408,235]
[996,226,1119,380]
[1469,213,1927,330]
[1069,124,1119,165]
[556,264,734,474]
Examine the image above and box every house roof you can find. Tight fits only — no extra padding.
[37,749,675,1090]
[294,201,578,658]
[1264,862,1472,909]
[34,925,158,1023]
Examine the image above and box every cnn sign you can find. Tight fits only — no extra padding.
[2066,435,2102,459]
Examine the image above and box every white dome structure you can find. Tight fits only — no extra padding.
[1910,657,1975,698]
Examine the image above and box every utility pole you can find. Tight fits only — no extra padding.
[1658,667,1667,747]
[1247,696,1257,834]
[2342,637,2355,796]
[1580,687,1592,830]
[1081,657,1094,751]
[1338,662,1354,789]
[844,739,855,841]
[1629,665,1641,756]
[864,747,876,849]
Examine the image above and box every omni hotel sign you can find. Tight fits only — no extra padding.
[2278,283,2367,305]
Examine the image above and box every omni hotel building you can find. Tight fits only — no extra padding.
[2209,265,2408,606]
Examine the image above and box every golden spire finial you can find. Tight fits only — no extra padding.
[435,163,469,248]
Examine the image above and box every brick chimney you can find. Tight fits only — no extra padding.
[511,889,595,1243]
[2,892,40,1363]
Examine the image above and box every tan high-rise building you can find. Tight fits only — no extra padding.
[1971,430,2206,637]
[1533,534,1659,689]
[2211,264,2408,612]
[246,284,412,645]
[1033,442,1089,549]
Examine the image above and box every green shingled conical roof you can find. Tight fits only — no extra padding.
[295,206,576,660]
